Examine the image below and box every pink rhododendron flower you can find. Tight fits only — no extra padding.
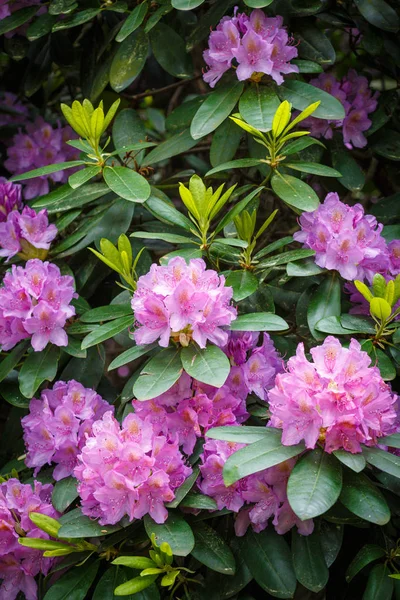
[0,479,59,600]
[5,117,79,199]
[74,411,192,525]
[131,257,237,349]
[268,336,399,453]
[0,93,29,128]
[0,179,23,223]
[0,206,57,261]
[22,380,112,480]
[0,259,76,351]
[302,69,379,148]
[198,439,313,536]
[294,192,389,280]
[203,8,298,87]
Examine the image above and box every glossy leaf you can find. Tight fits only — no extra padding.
[116,3,148,42]
[292,530,329,592]
[340,471,390,525]
[346,544,386,582]
[363,446,400,479]
[58,509,120,538]
[10,161,84,182]
[81,316,133,349]
[108,343,157,371]
[363,564,394,600]
[279,80,345,120]
[19,346,60,398]
[142,129,199,166]
[172,0,205,7]
[354,0,399,32]
[225,270,259,301]
[144,512,195,556]
[190,81,244,140]
[307,274,341,340]
[191,522,236,575]
[52,477,79,513]
[110,29,149,92]
[206,158,262,177]
[43,561,99,600]
[271,173,320,212]
[133,348,183,401]
[229,312,288,332]
[150,23,193,79]
[239,86,280,132]
[181,344,231,387]
[0,6,40,35]
[0,340,29,384]
[103,166,150,203]
[333,450,366,473]
[206,426,278,444]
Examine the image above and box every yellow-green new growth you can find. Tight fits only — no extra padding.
[89,233,143,292]
[354,274,400,345]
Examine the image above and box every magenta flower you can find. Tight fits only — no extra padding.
[131,258,237,349]
[74,411,192,525]
[203,8,298,87]
[0,206,57,261]
[268,336,399,453]
[294,192,389,281]
[5,117,79,199]
[0,479,59,600]
[0,259,76,352]
[0,179,23,222]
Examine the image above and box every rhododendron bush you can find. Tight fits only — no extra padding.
[1,1,400,599]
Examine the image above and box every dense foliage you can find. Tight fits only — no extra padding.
[1,0,400,599]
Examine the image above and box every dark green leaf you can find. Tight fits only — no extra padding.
[110,29,149,92]
[81,305,133,323]
[112,108,146,165]
[379,433,400,449]
[191,522,236,575]
[292,529,329,592]
[81,316,133,350]
[340,315,376,334]
[131,231,195,244]
[172,0,205,8]
[133,348,183,401]
[103,166,150,203]
[285,162,341,177]
[1,382,30,408]
[244,0,274,5]
[206,426,278,444]
[257,248,316,270]
[210,118,242,168]
[333,450,366,473]
[116,3,148,42]
[354,0,399,32]
[206,158,263,177]
[61,346,105,389]
[287,258,324,277]
[69,166,101,189]
[363,564,394,600]
[307,274,341,340]
[27,13,57,40]
[58,509,120,538]
[142,129,199,165]
[180,492,217,510]
[52,477,79,513]
[108,344,157,371]
[319,521,343,568]
[295,23,336,65]
[271,173,320,211]
[363,447,400,479]
[315,316,359,335]
[166,467,200,509]
[52,8,100,31]
[150,23,193,79]
[346,544,386,582]
[229,312,288,332]
[226,270,259,301]
[33,183,109,213]
[331,147,365,192]
[181,344,230,387]
[223,437,304,485]
[291,59,323,73]
[43,561,99,600]
[10,161,84,182]
[0,6,40,36]
[190,81,244,140]
[0,340,29,384]
[279,80,345,120]
[19,346,60,398]
[371,131,400,161]
[144,512,195,556]
[238,86,280,132]
[340,471,390,525]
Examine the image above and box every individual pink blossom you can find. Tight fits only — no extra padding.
[0,93,29,128]
[22,380,112,480]
[203,8,298,88]
[302,69,379,148]
[198,439,314,536]
[0,178,23,223]
[0,479,59,600]
[268,336,399,453]
[294,192,389,281]
[5,117,79,199]
[74,411,192,525]
[0,259,76,352]
[131,257,237,349]
[0,206,57,261]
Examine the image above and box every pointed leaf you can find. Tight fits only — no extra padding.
[181,344,230,387]
[190,81,244,140]
[133,348,183,401]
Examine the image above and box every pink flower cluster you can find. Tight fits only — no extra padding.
[0,93,28,129]
[198,440,313,536]
[203,8,298,87]
[0,259,76,352]
[22,380,112,481]
[0,206,57,261]
[131,257,237,349]
[268,336,398,453]
[302,70,379,148]
[5,117,79,199]
[0,178,22,222]
[294,192,389,281]
[74,411,192,525]
[0,479,59,600]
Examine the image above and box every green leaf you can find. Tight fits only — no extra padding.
[283,137,325,155]
[244,0,274,5]
[215,187,263,234]
[315,316,359,335]
[287,258,324,277]
[240,528,296,599]
[363,447,400,479]
[346,544,386,582]
[191,522,236,575]
[226,271,259,302]
[52,477,79,513]
[145,190,193,231]
[180,492,217,510]
[144,512,195,557]
[166,467,200,509]
[292,530,329,593]
[271,173,320,212]
[190,81,244,140]
[210,118,243,168]
[27,13,57,40]
[229,312,288,332]
[43,562,99,600]
[279,80,345,120]
[81,316,133,350]
[295,23,336,66]
[81,304,132,323]
[103,166,151,203]
[291,59,323,73]
[68,166,100,189]
[206,158,263,177]
[354,0,399,32]
[379,433,400,449]
[142,129,199,166]
[320,521,343,568]
[0,340,29,384]
[61,346,105,389]
[133,348,183,401]
[257,248,316,270]
[285,162,341,177]
[340,471,390,525]
[114,575,158,596]
[363,564,394,600]
[238,86,280,132]
[58,509,120,538]
[333,450,366,473]
[172,0,205,8]
[0,6,40,35]
[116,3,148,42]
[52,8,100,30]
[112,557,156,569]
[150,23,193,79]
[93,566,159,600]
[340,314,376,334]
[108,344,157,371]
[33,182,109,213]
[331,147,365,192]
[1,382,30,408]
[287,448,343,520]
[19,346,60,398]
[223,437,304,486]
[10,161,84,182]
[307,274,341,340]
[181,344,230,387]
[131,231,195,244]
[112,108,146,165]
[110,29,149,92]
[206,426,278,444]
